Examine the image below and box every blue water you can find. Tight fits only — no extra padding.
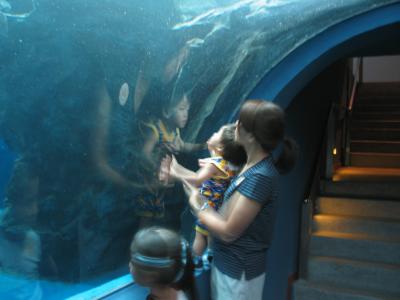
[0,139,16,208]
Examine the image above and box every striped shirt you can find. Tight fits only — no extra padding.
[212,156,279,280]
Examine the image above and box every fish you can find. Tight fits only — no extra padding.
[1,0,37,19]
[0,0,37,37]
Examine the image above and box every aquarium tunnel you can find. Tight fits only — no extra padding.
[1,1,400,299]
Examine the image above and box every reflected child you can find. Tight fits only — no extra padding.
[135,94,204,226]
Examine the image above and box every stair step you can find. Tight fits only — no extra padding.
[294,279,399,300]
[332,167,400,181]
[351,128,400,140]
[352,112,400,120]
[357,97,400,105]
[354,104,400,113]
[320,180,400,199]
[350,152,400,168]
[313,214,400,239]
[351,140,400,153]
[351,120,400,129]
[316,197,400,219]
[358,82,400,98]
[308,256,400,295]
[310,231,400,265]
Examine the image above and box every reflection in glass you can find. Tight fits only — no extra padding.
[0,160,42,299]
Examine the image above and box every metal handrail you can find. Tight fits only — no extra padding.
[298,103,335,279]
[343,57,363,165]
[348,57,363,111]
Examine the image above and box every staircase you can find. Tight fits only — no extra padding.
[350,83,400,168]
[293,83,400,300]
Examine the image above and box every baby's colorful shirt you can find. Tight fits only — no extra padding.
[199,157,239,210]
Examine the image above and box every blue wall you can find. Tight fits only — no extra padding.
[254,61,346,300]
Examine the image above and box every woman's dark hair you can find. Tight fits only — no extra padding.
[130,227,196,300]
[238,100,298,174]
[220,124,247,166]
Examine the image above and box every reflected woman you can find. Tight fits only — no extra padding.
[187,100,298,300]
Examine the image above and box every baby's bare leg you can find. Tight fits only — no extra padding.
[192,231,207,257]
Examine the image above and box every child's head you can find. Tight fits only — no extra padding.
[207,124,247,166]
[163,94,190,129]
[129,227,193,289]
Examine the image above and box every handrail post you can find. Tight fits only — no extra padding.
[344,57,363,166]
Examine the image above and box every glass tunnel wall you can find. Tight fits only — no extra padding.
[0,0,397,298]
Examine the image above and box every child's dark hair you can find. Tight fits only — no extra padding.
[130,227,196,300]
[220,124,247,166]
[238,100,298,174]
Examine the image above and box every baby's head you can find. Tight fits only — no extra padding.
[207,124,247,166]
[129,227,193,289]
[162,94,190,129]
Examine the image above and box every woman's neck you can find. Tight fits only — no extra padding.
[150,286,178,300]
[242,143,268,172]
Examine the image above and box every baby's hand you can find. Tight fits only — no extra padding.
[198,158,208,168]
[169,155,180,178]
[159,155,172,185]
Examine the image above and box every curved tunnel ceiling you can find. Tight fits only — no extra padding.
[1,0,400,144]
[249,2,400,110]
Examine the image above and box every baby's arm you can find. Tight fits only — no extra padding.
[181,141,206,152]
[170,156,221,187]
[168,135,205,154]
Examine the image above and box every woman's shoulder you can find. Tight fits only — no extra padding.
[177,290,190,300]
[247,157,279,177]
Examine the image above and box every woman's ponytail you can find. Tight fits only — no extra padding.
[274,137,298,174]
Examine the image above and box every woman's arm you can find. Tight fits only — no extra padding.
[92,82,134,189]
[166,136,205,154]
[192,190,262,243]
[141,130,159,168]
